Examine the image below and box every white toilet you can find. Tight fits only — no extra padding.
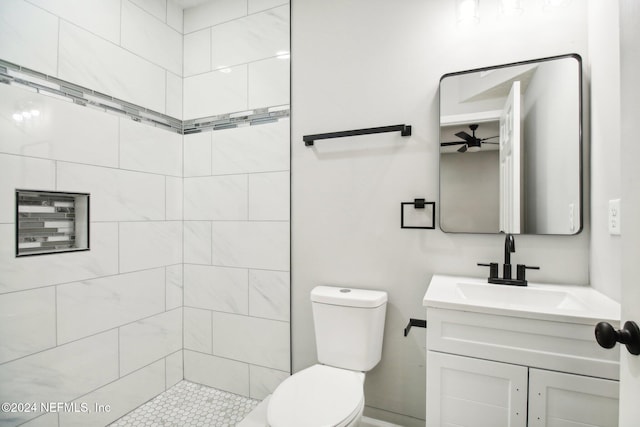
[267,285,388,427]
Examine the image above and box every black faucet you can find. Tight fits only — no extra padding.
[478,233,539,286]
[503,233,515,279]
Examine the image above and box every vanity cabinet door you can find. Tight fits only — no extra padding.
[528,368,619,427]
[426,351,528,427]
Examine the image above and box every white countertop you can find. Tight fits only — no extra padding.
[423,274,620,325]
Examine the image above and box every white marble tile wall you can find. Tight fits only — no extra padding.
[183,221,212,264]
[248,171,290,221]
[211,221,290,270]
[59,359,166,427]
[27,0,121,44]
[249,270,290,322]
[0,0,59,75]
[212,311,289,371]
[184,307,213,353]
[211,119,290,174]
[183,0,248,33]
[183,118,290,398]
[2,0,291,421]
[0,81,183,426]
[184,264,249,314]
[165,350,184,388]
[184,350,250,396]
[184,28,211,77]
[184,175,249,220]
[166,176,184,220]
[0,222,119,294]
[183,65,249,118]
[0,331,119,425]
[249,365,290,400]
[119,308,183,375]
[57,162,167,221]
[0,154,56,224]
[166,264,184,310]
[119,221,183,272]
[0,84,120,169]
[121,0,182,76]
[209,5,289,70]
[0,287,56,364]
[119,119,182,177]
[59,21,167,113]
[56,269,166,344]
[183,1,290,119]
[0,0,184,116]
[248,57,291,109]
[181,3,291,389]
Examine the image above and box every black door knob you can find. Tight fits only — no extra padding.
[595,321,640,355]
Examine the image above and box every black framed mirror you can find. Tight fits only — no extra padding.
[439,54,582,235]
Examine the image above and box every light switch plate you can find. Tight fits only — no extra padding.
[608,199,621,235]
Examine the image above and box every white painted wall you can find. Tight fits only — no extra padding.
[588,0,622,302]
[292,0,591,424]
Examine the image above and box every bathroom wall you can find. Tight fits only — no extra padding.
[588,0,622,301]
[1,2,292,422]
[182,0,289,119]
[181,0,291,400]
[0,1,184,426]
[291,0,591,425]
[0,0,183,117]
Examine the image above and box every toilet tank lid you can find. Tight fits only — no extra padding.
[311,286,388,308]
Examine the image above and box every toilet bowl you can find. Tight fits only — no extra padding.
[266,286,388,427]
[267,364,365,427]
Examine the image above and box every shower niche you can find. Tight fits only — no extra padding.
[15,189,90,257]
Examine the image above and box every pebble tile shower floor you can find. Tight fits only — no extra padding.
[109,381,259,427]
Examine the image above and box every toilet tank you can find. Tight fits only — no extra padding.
[311,286,388,372]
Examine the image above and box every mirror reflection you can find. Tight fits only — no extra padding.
[439,54,582,235]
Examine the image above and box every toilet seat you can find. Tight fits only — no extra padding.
[267,364,365,427]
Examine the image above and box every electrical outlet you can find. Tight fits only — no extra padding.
[608,199,621,235]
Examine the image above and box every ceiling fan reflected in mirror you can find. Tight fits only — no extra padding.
[441,124,499,153]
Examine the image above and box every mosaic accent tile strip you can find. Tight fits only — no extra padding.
[0,58,289,135]
[16,190,89,256]
[109,381,259,427]
[182,105,290,135]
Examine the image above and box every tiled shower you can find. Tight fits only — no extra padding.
[0,0,290,426]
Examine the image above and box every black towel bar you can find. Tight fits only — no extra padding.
[303,124,412,146]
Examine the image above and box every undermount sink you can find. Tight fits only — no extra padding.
[424,275,620,324]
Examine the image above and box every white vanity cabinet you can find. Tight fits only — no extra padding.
[427,351,619,427]
[528,368,618,426]
[427,351,528,426]
[424,275,621,427]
